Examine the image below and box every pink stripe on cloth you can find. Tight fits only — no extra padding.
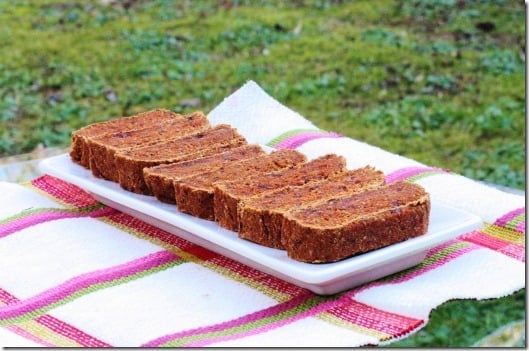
[0,207,117,239]
[385,166,447,183]
[460,230,525,262]
[393,241,478,283]
[35,315,111,347]
[4,325,55,347]
[142,292,316,347]
[207,255,309,298]
[144,287,424,347]
[494,207,525,234]
[350,239,478,296]
[182,298,339,347]
[515,221,525,233]
[326,299,423,338]
[0,289,110,347]
[494,207,525,227]
[0,289,19,305]
[31,175,99,208]
[274,131,343,149]
[0,250,178,322]
[498,243,526,262]
[107,212,310,298]
[176,295,422,347]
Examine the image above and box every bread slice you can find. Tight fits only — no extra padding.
[114,124,247,194]
[213,154,347,232]
[70,109,180,168]
[88,111,210,181]
[238,166,385,249]
[143,144,265,204]
[281,181,430,263]
[175,149,307,220]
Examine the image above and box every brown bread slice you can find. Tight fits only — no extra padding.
[114,124,247,194]
[143,144,265,204]
[88,111,211,181]
[282,181,430,263]
[70,109,181,168]
[213,154,346,232]
[175,149,306,220]
[238,166,385,249]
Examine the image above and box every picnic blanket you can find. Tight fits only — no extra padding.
[0,81,524,347]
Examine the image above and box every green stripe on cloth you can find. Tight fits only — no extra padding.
[266,128,321,147]
[0,252,182,325]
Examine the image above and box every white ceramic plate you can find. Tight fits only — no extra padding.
[39,154,482,295]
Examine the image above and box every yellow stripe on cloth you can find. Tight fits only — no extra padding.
[317,312,391,341]
[0,301,82,347]
[482,223,526,246]
[13,320,82,347]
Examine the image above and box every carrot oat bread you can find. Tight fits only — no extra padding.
[237,166,385,249]
[143,144,265,204]
[88,111,210,181]
[70,109,180,168]
[70,109,432,265]
[114,124,247,194]
[281,181,430,263]
[175,149,307,220]
[213,154,347,232]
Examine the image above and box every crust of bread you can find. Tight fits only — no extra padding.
[281,181,430,263]
[237,166,385,249]
[175,149,306,220]
[143,144,265,203]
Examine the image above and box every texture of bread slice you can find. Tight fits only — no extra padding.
[238,166,385,249]
[143,144,265,204]
[282,181,430,263]
[114,124,247,194]
[88,111,210,181]
[175,149,307,220]
[213,154,346,232]
[70,109,180,168]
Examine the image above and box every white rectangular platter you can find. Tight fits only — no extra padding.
[39,154,482,295]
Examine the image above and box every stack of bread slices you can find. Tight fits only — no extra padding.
[71,109,431,263]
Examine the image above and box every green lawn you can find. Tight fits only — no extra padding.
[0,0,524,189]
[0,0,525,347]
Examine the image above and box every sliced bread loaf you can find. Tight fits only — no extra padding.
[143,144,265,204]
[70,109,180,168]
[114,124,247,194]
[238,166,385,249]
[88,111,210,181]
[282,181,430,263]
[213,154,347,232]
[175,149,306,220]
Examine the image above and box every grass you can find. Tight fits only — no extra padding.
[386,289,525,347]
[0,0,524,189]
[0,0,525,347]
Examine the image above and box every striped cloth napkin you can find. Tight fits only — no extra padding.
[0,81,524,347]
